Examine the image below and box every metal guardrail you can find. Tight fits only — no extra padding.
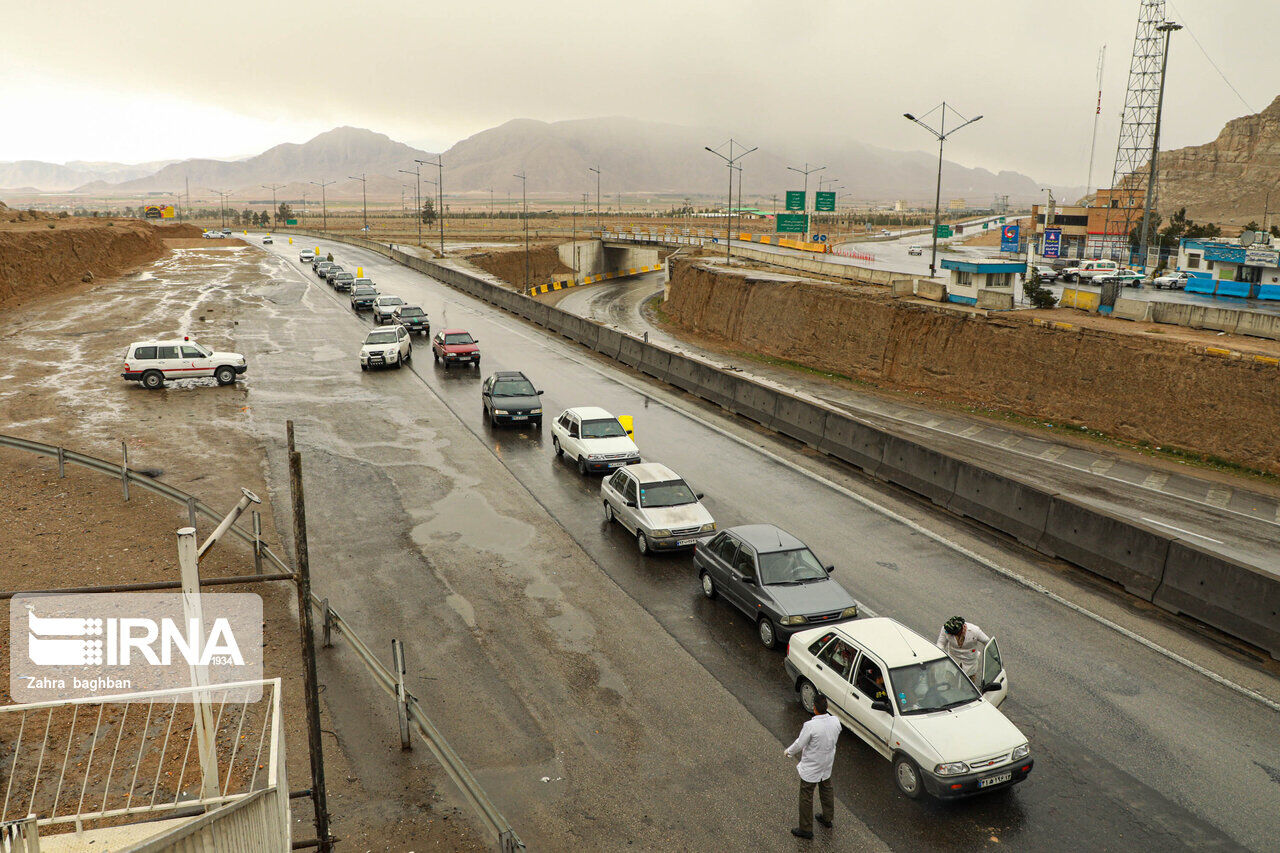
[0,432,524,851]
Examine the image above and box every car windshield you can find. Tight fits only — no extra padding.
[365,331,398,345]
[353,287,376,296]
[444,333,474,345]
[493,379,536,397]
[337,273,353,279]
[638,479,697,508]
[399,307,424,317]
[889,657,980,716]
[757,548,828,585]
[379,297,403,306]
[581,418,627,439]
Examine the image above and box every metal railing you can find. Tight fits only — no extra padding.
[0,679,286,837]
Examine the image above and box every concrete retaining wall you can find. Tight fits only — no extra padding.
[292,228,1280,661]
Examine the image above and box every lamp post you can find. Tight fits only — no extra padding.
[262,183,285,231]
[399,166,422,246]
[310,180,333,231]
[786,162,825,242]
[300,192,307,227]
[1137,20,1181,275]
[705,139,756,265]
[514,172,529,290]
[589,166,601,233]
[903,103,983,278]
[348,174,367,233]
[418,157,443,255]
[207,189,231,230]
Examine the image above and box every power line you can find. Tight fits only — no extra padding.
[1168,1,1254,114]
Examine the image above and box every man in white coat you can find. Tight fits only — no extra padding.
[784,693,842,839]
[937,615,991,680]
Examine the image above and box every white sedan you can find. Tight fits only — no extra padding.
[783,617,1031,800]
[359,327,412,371]
[551,406,639,476]
[600,462,715,555]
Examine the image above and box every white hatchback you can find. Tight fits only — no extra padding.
[600,462,715,555]
[783,617,1031,800]
[551,406,639,476]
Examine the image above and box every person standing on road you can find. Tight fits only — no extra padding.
[937,616,991,680]
[784,694,841,839]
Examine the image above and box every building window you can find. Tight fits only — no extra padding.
[1187,254,1200,269]
[1206,260,1214,271]
[954,271,972,287]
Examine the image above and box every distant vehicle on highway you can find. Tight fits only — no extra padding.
[332,272,355,292]
[359,326,411,371]
[220,228,231,236]
[550,406,638,475]
[202,230,225,239]
[431,329,480,368]
[262,235,273,245]
[601,462,715,555]
[783,617,1029,800]
[1062,259,1119,283]
[695,523,857,649]
[908,245,923,256]
[1154,270,1191,290]
[881,229,891,236]
[350,284,379,311]
[481,370,544,427]
[1033,265,1058,282]
[372,295,406,325]
[299,249,315,262]
[392,304,429,335]
[121,337,247,389]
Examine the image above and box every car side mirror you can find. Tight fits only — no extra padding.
[740,574,755,585]
[472,338,479,343]
[695,492,705,501]
[625,500,636,508]
[536,390,544,395]
[825,564,835,573]
[870,699,891,714]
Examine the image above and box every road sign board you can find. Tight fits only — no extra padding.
[785,191,805,211]
[1000,224,1020,253]
[983,222,989,230]
[1043,228,1061,258]
[935,224,953,238]
[814,191,836,212]
[286,219,298,225]
[999,217,1007,223]
[776,213,809,233]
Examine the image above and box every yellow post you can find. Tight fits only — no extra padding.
[618,415,634,440]
[357,266,364,277]
[315,246,320,255]
[288,237,293,244]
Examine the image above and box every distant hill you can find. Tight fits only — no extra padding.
[1154,95,1280,224]
[0,159,177,192]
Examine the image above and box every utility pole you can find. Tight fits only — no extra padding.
[589,165,601,233]
[301,192,307,227]
[208,189,231,230]
[488,187,494,220]
[514,172,528,290]
[348,174,367,233]
[903,103,983,278]
[1137,20,1181,276]
[399,166,422,246]
[1086,45,1107,195]
[786,162,825,242]
[705,139,756,265]
[419,157,443,255]
[571,204,578,283]
[310,180,334,231]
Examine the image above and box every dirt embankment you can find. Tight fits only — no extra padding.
[0,203,170,309]
[665,258,1280,473]
[466,243,573,290]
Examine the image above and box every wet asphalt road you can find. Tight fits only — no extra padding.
[256,236,1280,850]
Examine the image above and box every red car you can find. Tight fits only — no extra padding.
[431,328,481,368]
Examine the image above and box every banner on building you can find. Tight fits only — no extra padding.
[1000,224,1020,253]
[1042,228,1061,258]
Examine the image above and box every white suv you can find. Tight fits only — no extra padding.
[121,338,247,389]
[551,406,640,475]
[360,326,412,370]
[783,617,1031,800]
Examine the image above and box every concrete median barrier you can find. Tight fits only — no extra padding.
[638,346,672,382]
[595,327,624,360]
[772,393,830,448]
[1111,297,1152,322]
[816,412,887,476]
[698,365,741,410]
[1153,541,1280,660]
[877,436,960,506]
[947,463,1054,547]
[543,306,569,335]
[1037,499,1169,599]
[617,335,646,369]
[729,379,780,429]
[524,300,552,328]
[1235,310,1280,341]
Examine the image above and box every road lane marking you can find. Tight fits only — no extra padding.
[1140,518,1225,544]
[1038,446,1067,461]
[998,435,1023,449]
[959,424,985,438]
[269,235,1280,716]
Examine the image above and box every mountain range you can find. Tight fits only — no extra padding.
[2,121,1085,204]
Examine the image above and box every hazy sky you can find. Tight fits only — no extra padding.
[2,0,1276,184]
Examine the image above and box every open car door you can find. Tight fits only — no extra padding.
[981,637,1008,708]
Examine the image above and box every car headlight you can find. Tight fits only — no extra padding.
[236,357,245,365]
[1011,744,1030,761]
[494,409,509,415]
[385,348,397,357]
[840,606,858,619]
[779,615,807,626]
[530,408,542,414]
[699,522,716,532]
[934,762,970,776]
[650,528,671,538]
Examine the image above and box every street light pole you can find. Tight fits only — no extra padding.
[207,189,231,230]
[419,157,443,255]
[514,172,528,290]
[310,180,333,231]
[589,166,601,233]
[348,174,367,234]
[262,184,285,231]
[786,162,825,242]
[705,139,756,265]
[903,103,983,278]
[1138,20,1181,275]
[399,166,422,246]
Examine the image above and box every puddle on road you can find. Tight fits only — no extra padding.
[411,489,534,559]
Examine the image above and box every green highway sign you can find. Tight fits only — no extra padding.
[999,217,1007,223]
[814,191,836,212]
[785,190,806,211]
[776,213,809,233]
[983,222,989,230]
[286,219,298,225]
[935,224,954,238]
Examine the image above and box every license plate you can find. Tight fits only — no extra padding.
[608,462,624,468]
[511,415,528,421]
[457,356,471,361]
[677,539,698,546]
[978,772,1012,789]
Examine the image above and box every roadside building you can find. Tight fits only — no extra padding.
[940,257,1024,308]
[1177,236,1280,299]
[1026,188,1145,261]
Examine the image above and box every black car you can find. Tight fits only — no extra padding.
[350,285,379,311]
[314,261,334,277]
[332,272,356,292]
[482,371,544,427]
[324,265,345,285]
[694,524,859,649]
[393,305,430,335]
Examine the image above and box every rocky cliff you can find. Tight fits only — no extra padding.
[1157,95,1280,224]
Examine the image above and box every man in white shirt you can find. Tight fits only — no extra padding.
[937,616,991,680]
[784,694,842,839]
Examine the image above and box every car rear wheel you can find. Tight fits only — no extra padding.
[141,370,164,390]
[893,754,924,800]
[577,456,587,476]
[757,618,778,649]
[636,530,649,556]
[700,570,716,599]
[552,437,562,457]
[214,366,236,386]
[798,679,818,714]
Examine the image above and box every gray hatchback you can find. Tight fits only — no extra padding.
[695,524,859,648]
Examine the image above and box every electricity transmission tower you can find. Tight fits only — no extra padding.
[1099,0,1167,263]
